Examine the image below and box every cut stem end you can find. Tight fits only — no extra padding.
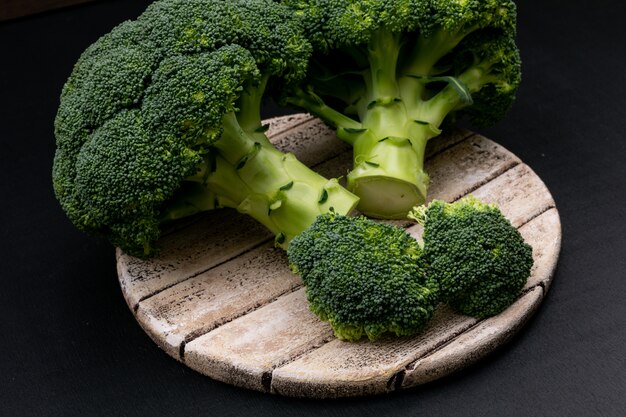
[348,175,427,219]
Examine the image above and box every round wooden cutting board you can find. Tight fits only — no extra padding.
[117,114,561,398]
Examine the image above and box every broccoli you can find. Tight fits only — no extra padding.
[408,196,533,318]
[282,0,521,219]
[288,212,439,341]
[52,0,528,345]
[52,0,362,257]
[288,195,532,341]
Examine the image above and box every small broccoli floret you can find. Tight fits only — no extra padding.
[409,195,533,318]
[288,213,439,341]
[282,0,521,218]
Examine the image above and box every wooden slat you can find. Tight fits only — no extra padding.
[185,288,333,392]
[469,164,555,226]
[425,128,474,159]
[425,134,521,204]
[402,286,544,388]
[117,211,271,310]
[264,114,314,138]
[269,117,350,166]
[406,163,556,241]
[135,244,301,359]
[271,306,476,398]
[519,209,562,291]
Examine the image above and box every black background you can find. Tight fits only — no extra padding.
[1,1,625,416]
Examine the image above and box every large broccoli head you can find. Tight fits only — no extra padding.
[53,0,316,256]
[288,213,439,341]
[281,0,521,218]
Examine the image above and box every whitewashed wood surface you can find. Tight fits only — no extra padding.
[117,114,561,398]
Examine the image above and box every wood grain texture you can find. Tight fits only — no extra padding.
[117,115,561,398]
[185,288,333,392]
[271,305,477,397]
[136,244,301,359]
[402,286,545,387]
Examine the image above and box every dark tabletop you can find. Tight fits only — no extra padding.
[1,1,625,416]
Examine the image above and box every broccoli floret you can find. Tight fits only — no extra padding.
[409,196,533,318]
[53,0,360,257]
[289,195,533,341]
[282,0,521,218]
[288,213,439,341]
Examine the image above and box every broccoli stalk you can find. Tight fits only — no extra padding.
[283,0,521,219]
[162,104,358,248]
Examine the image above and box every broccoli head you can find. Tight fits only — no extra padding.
[409,196,533,318]
[288,213,439,341]
[282,0,521,218]
[53,0,359,257]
